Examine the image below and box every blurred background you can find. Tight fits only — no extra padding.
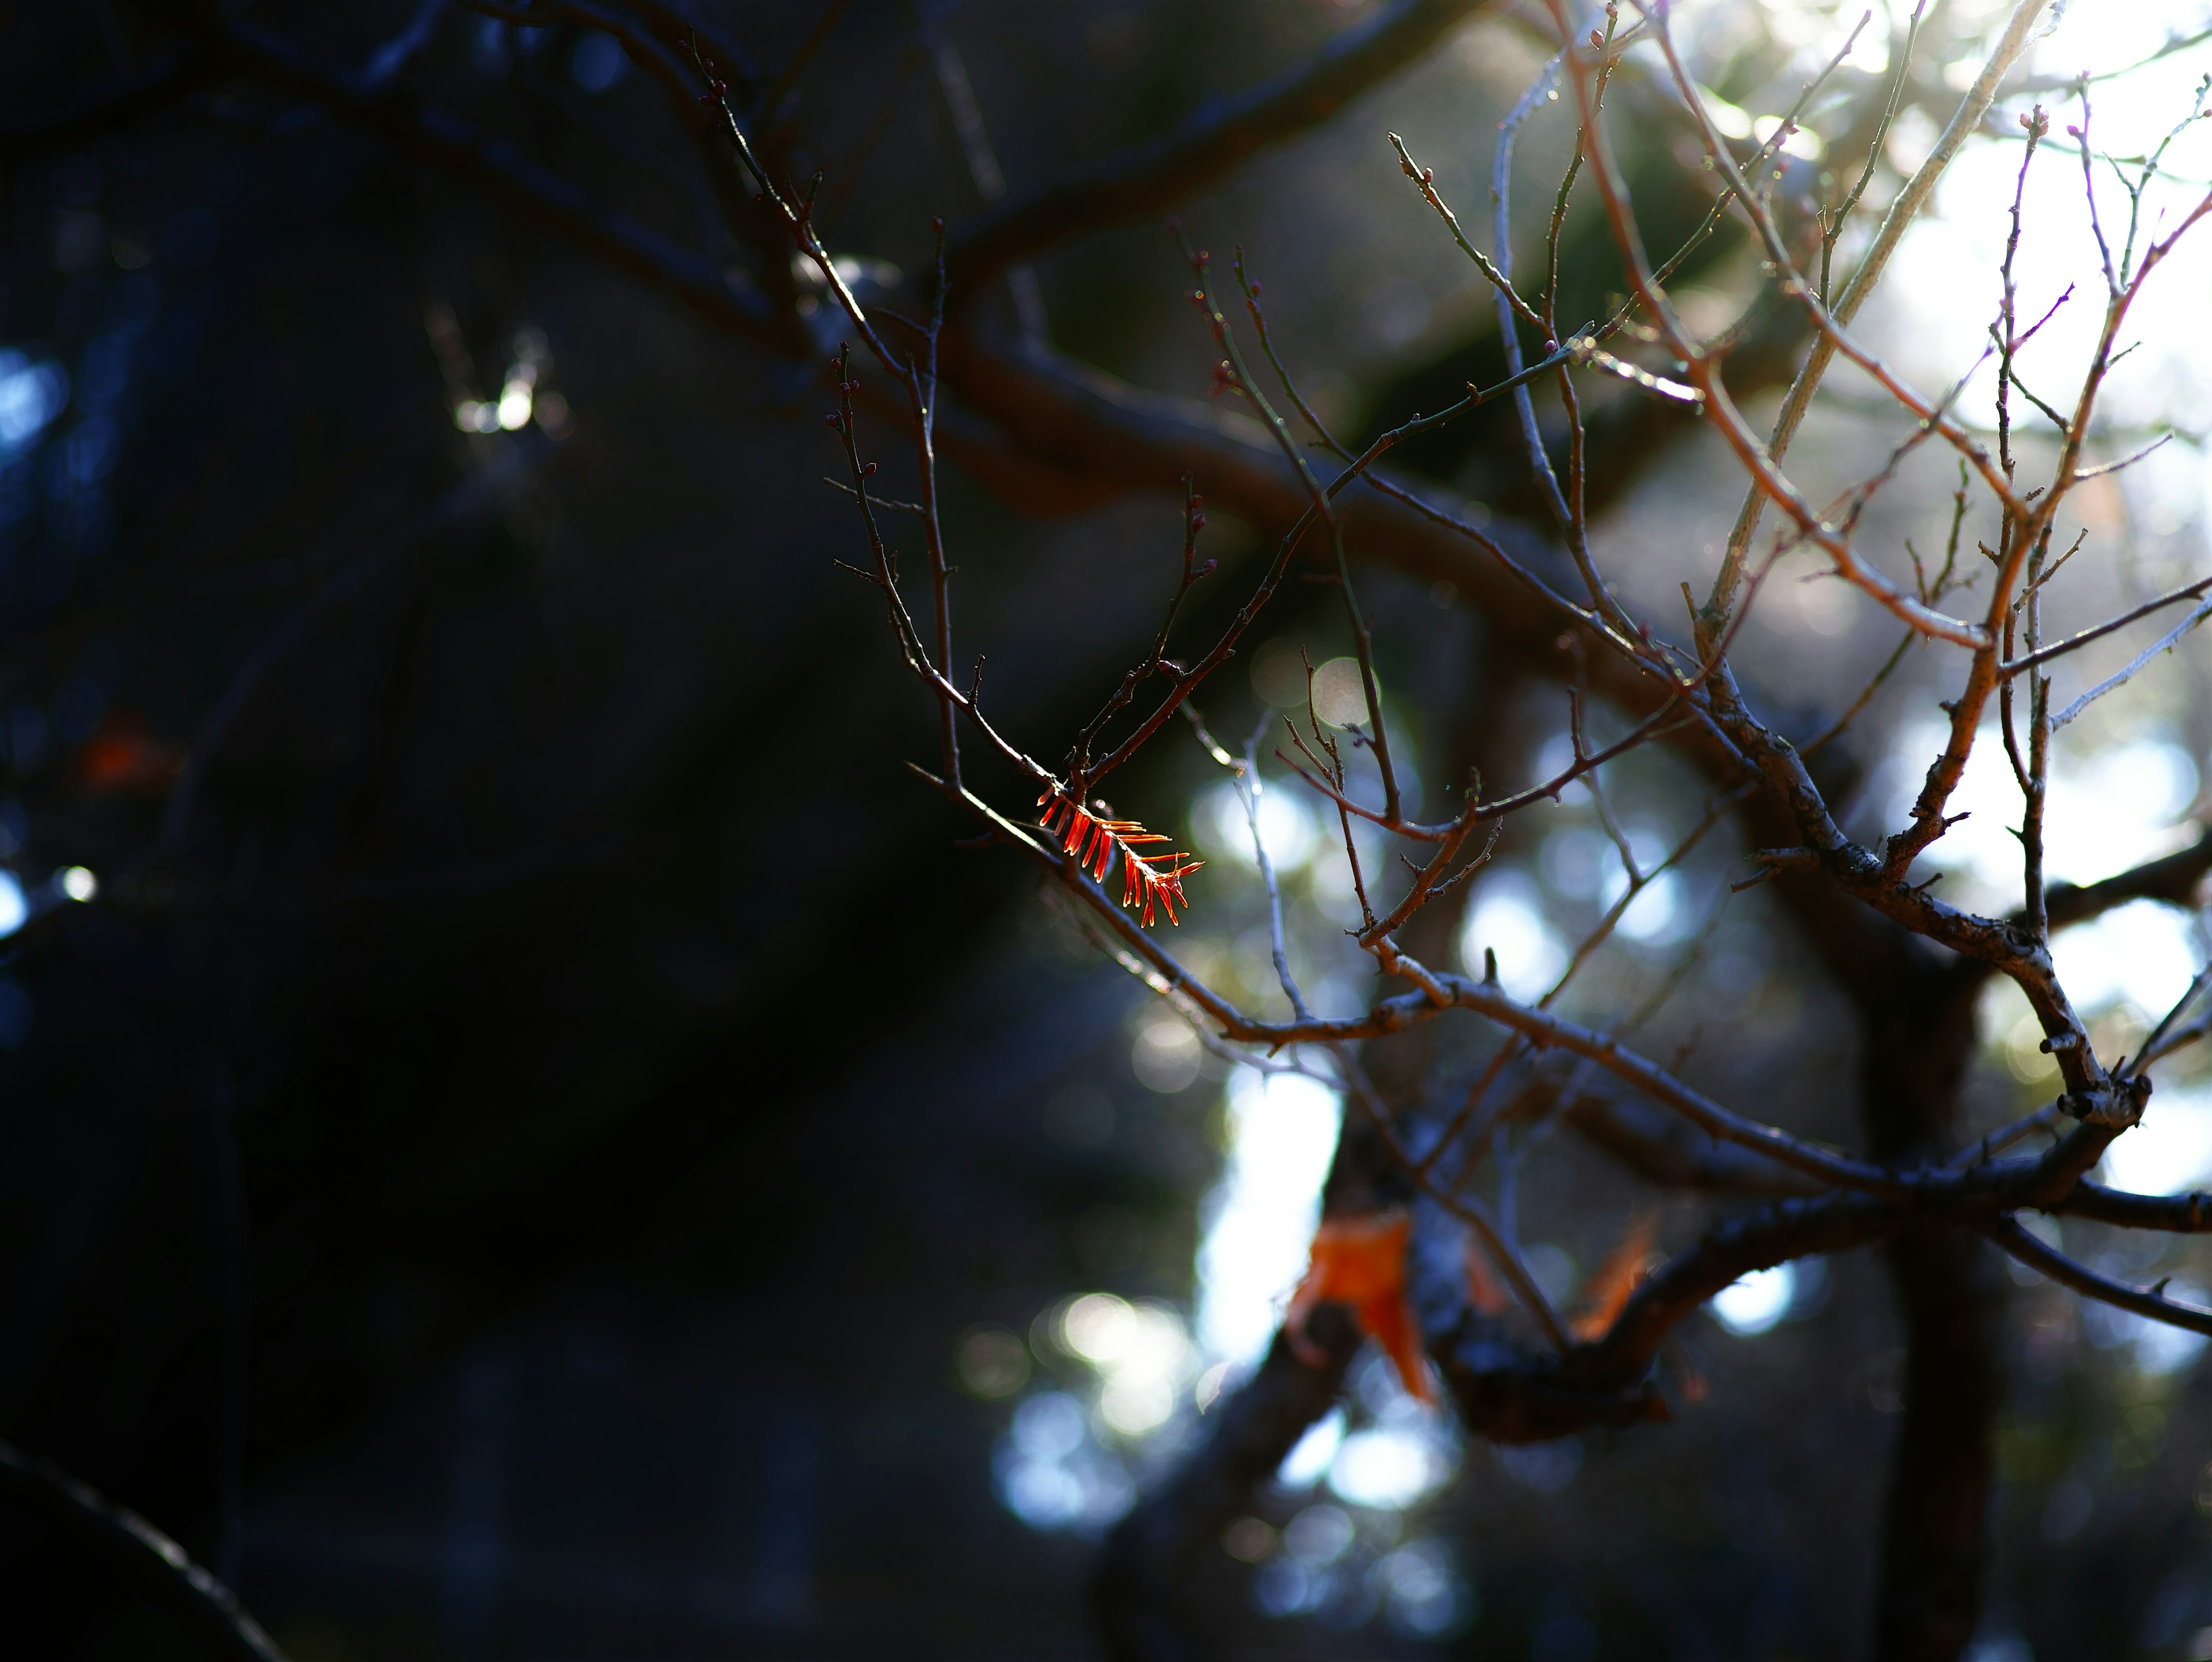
[2,1,2212,1657]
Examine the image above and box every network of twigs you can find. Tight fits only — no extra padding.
[744,0,2212,1441]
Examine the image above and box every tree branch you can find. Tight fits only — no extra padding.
[1984,1214,2212,1335]
[1095,1306,1361,1661]
[214,20,783,351]
[944,0,1501,300]
[0,1440,289,1662]
[2053,1181,2212,1232]
[2044,826,2212,930]
[0,47,211,156]
[1563,1094,1825,1197]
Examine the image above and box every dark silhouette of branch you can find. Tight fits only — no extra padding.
[214,20,783,350]
[2054,1181,2212,1232]
[1986,1214,2212,1335]
[944,0,1502,300]
[2045,826,2212,929]
[1563,1095,1826,1197]
[1096,1305,1362,1662]
[0,47,211,155]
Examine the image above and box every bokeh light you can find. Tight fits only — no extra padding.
[1459,871,1568,1001]
[1712,1265,1797,1336]
[1197,1068,1341,1365]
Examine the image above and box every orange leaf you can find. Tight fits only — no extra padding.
[1461,1231,1509,1316]
[1037,785,1200,928]
[1286,1212,1433,1403]
[1569,1213,1659,1342]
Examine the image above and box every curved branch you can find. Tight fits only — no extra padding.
[1563,1095,1825,1197]
[0,1440,289,1662]
[1984,1214,2212,1335]
[944,0,1501,298]
[1584,1190,1903,1377]
[214,20,782,351]
[0,48,211,156]
[1058,857,1901,1192]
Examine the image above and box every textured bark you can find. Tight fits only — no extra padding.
[1861,953,2004,1662]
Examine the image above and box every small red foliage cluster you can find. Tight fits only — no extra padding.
[1037,787,1204,927]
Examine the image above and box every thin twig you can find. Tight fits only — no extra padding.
[1985,1214,2212,1337]
[2050,597,2212,730]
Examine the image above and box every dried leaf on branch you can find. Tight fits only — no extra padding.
[1287,1212,1433,1403]
[1570,1213,1660,1341]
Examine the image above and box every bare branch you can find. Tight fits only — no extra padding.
[2071,429,2175,481]
[944,0,1502,298]
[2001,570,2212,676]
[0,1439,289,1662]
[2044,826,2212,929]
[1705,0,2056,621]
[2050,597,2212,730]
[0,46,210,157]
[218,20,781,349]
[1564,1094,1825,1197]
[2123,961,2212,1078]
[2055,1182,2212,1232]
[1984,1214,2212,1335]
